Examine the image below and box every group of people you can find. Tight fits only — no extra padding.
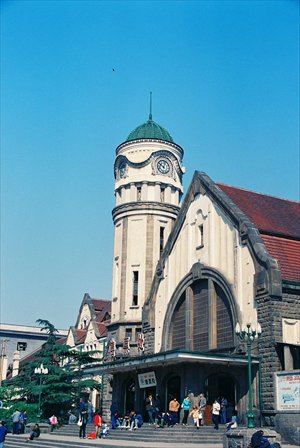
[111,411,144,430]
[11,409,41,442]
[110,402,144,431]
[11,409,28,434]
[211,396,237,430]
[143,393,238,431]
[77,398,109,439]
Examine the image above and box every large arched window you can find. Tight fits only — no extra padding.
[171,279,234,351]
[172,293,186,349]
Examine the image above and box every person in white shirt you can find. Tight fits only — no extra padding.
[212,399,221,430]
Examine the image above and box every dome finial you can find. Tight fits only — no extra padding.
[149,91,152,121]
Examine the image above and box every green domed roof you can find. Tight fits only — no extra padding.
[126,116,174,143]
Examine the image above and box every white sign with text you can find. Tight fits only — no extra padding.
[138,371,157,389]
[275,371,300,411]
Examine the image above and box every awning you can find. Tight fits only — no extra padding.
[84,349,259,375]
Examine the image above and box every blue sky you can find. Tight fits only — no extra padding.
[1,0,299,329]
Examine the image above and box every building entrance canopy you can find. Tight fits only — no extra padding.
[86,349,259,375]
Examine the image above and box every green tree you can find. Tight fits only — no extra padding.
[1,319,101,421]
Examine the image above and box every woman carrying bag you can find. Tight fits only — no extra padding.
[78,409,88,439]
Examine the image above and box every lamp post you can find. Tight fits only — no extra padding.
[235,321,261,428]
[34,363,49,420]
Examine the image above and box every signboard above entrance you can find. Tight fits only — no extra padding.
[138,371,157,389]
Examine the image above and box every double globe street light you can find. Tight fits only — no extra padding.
[34,363,49,420]
[235,322,262,428]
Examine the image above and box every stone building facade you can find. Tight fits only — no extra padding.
[100,113,299,442]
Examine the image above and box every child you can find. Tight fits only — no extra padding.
[100,423,109,438]
[189,406,201,429]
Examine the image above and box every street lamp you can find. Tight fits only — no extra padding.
[235,321,262,428]
[34,363,49,420]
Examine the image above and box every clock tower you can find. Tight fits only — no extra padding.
[109,104,185,355]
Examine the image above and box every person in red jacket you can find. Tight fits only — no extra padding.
[94,411,103,439]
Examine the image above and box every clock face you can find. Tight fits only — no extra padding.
[157,159,170,174]
[119,163,126,178]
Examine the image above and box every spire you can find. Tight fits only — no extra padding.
[149,91,152,121]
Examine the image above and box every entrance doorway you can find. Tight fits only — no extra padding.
[204,373,235,405]
[124,379,135,414]
[166,375,181,408]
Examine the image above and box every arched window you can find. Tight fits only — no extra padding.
[172,293,186,349]
[171,279,234,351]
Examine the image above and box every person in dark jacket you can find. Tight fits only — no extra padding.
[0,420,8,447]
[251,430,278,448]
[145,394,155,424]
[110,402,118,429]
[27,423,40,441]
[78,410,88,439]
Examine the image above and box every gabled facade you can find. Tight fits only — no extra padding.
[65,293,111,410]
[67,293,111,356]
[103,114,300,442]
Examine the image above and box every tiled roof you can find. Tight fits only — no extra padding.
[96,322,108,338]
[217,183,300,283]
[91,299,111,323]
[217,184,300,239]
[76,329,87,344]
[262,235,300,283]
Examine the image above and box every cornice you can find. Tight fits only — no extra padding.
[116,138,184,157]
[112,201,180,221]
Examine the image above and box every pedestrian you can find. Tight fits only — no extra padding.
[78,409,88,439]
[181,395,191,425]
[226,401,234,423]
[189,405,201,429]
[129,411,143,430]
[199,393,206,426]
[68,412,77,424]
[26,423,40,442]
[0,421,8,448]
[94,411,103,438]
[100,423,109,438]
[49,414,58,432]
[220,396,228,423]
[145,394,155,424]
[87,399,94,424]
[79,398,86,413]
[212,399,221,430]
[12,409,21,435]
[110,402,118,429]
[153,394,161,422]
[160,411,176,427]
[251,430,280,448]
[226,411,239,431]
[168,397,180,424]
[19,410,28,434]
